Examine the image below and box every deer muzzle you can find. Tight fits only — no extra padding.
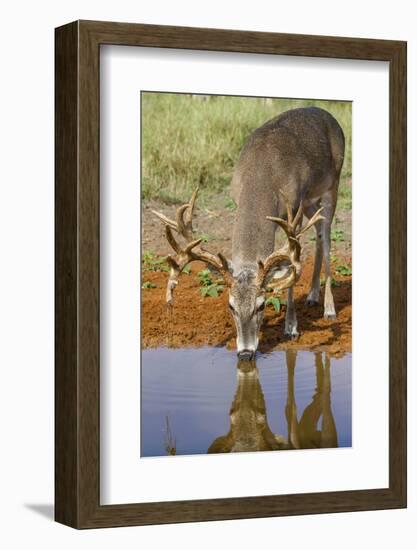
[237,349,255,361]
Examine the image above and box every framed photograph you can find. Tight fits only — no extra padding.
[55,20,406,528]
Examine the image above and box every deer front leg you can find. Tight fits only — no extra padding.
[284,286,299,338]
[306,219,324,306]
[305,191,337,319]
[322,220,336,319]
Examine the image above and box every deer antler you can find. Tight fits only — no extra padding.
[257,190,324,290]
[152,188,233,304]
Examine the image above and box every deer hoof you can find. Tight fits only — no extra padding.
[284,326,299,339]
[306,288,320,305]
[324,312,337,320]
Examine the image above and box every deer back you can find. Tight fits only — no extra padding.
[231,107,345,268]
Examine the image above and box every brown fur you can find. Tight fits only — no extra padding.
[231,107,345,269]
[228,107,345,338]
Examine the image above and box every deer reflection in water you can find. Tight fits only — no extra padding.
[208,350,338,454]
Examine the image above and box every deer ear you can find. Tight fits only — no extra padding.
[265,265,297,292]
[260,264,287,288]
[256,260,265,287]
[218,253,235,277]
[255,295,265,308]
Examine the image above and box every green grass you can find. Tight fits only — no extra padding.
[337,179,352,210]
[224,196,237,211]
[141,92,352,206]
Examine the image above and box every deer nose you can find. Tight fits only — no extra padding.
[237,349,255,361]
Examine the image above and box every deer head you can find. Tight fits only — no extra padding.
[152,188,323,358]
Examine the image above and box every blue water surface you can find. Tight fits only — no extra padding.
[141,347,351,457]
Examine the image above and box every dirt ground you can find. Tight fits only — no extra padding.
[142,192,352,259]
[141,193,352,358]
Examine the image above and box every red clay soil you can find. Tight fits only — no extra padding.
[141,257,351,357]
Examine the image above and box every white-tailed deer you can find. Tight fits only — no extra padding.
[153,107,345,359]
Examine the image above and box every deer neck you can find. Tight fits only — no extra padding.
[231,192,277,273]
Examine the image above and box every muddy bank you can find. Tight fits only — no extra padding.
[141,257,351,357]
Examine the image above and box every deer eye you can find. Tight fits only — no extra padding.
[257,302,265,312]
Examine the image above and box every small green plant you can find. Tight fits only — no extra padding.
[142,249,169,272]
[265,295,281,313]
[331,229,345,242]
[197,268,223,298]
[142,281,156,289]
[183,263,192,275]
[200,285,223,298]
[224,196,237,210]
[197,232,212,243]
[320,277,340,288]
[143,249,154,264]
[197,269,212,286]
[335,264,352,276]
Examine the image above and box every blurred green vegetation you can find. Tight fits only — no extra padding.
[141,92,352,208]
